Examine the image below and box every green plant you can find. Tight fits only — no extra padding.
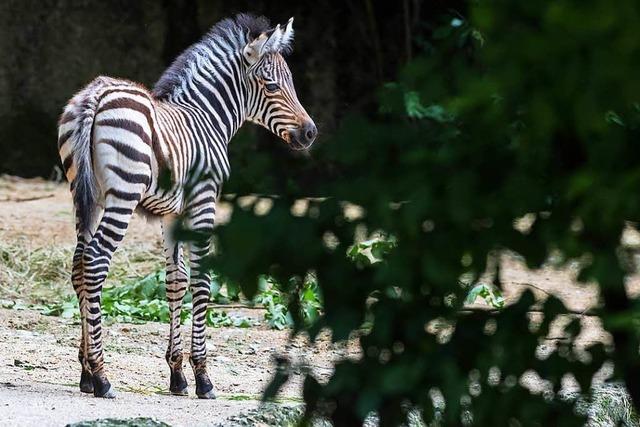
[101,270,169,323]
[464,283,504,310]
[254,275,322,330]
[40,270,254,328]
[205,309,254,328]
[347,235,398,267]
[40,299,77,318]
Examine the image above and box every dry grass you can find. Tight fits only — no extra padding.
[0,238,163,305]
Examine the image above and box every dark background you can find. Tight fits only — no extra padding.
[0,0,455,178]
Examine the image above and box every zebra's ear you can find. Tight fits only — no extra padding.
[243,32,269,65]
[264,18,294,54]
[279,17,295,53]
[243,18,295,64]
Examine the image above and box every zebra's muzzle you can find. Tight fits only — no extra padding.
[288,121,317,150]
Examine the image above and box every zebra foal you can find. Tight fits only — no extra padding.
[57,14,316,399]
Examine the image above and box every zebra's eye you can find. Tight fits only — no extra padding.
[264,83,279,93]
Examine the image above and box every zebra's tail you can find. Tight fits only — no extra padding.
[59,80,107,235]
[73,98,99,235]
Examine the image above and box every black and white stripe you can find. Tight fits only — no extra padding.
[57,13,316,399]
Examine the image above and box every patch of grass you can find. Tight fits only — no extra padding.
[0,240,320,330]
[0,240,163,306]
[0,235,528,333]
[0,240,312,329]
[0,239,73,304]
[119,384,166,395]
[206,309,256,328]
[219,393,304,404]
[222,393,261,401]
[40,270,256,328]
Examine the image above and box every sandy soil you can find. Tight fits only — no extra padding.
[0,176,636,425]
[0,306,343,426]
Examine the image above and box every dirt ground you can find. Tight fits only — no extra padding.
[0,177,349,426]
[0,176,637,425]
[0,306,342,426]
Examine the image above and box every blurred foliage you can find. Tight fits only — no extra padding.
[190,0,640,425]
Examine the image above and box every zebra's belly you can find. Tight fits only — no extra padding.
[138,186,185,216]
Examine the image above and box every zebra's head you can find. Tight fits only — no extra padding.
[243,18,317,150]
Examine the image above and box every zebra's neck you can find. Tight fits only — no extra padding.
[161,47,249,144]
[153,32,254,184]
[153,18,260,141]
[151,16,273,183]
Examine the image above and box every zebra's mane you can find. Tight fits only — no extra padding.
[152,13,271,100]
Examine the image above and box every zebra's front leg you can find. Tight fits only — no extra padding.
[162,215,189,395]
[189,237,215,398]
[186,194,217,399]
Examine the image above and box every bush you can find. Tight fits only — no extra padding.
[199,1,640,425]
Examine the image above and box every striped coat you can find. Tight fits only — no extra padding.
[57,14,316,399]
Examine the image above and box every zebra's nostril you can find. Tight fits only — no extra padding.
[304,123,317,142]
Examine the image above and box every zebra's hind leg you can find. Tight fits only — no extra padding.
[81,193,138,398]
[162,215,189,396]
[72,235,93,394]
[186,186,217,399]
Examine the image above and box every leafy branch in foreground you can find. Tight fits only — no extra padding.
[203,1,640,425]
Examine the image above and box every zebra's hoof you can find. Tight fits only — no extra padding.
[92,375,116,398]
[101,386,117,399]
[197,389,216,399]
[169,370,188,396]
[94,385,116,399]
[195,372,215,399]
[171,387,189,396]
[80,371,94,393]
